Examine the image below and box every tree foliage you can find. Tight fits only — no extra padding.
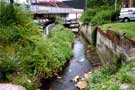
[81,0,121,24]
[87,0,114,8]
[87,0,122,8]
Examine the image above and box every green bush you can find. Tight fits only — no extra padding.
[55,17,63,25]
[81,4,120,25]
[117,63,135,84]
[87,60,135,90]
[0,1,16,25]
[80,8,96,23]
[91,10,113,25]
[111,9,120,22]
[88,67,120,90]
[0,1,74,90]
[0,1,33,26]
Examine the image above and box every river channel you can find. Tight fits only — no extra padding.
[41,32,92,90]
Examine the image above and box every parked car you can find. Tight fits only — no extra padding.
[119,8,135,22]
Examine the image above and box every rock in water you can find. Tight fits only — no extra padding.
[72,75,81,83]
[0,83,26,90]
[84,72,92,80]
[75,80,87,90]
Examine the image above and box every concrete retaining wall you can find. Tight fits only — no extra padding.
[80,24,93,43]
[80,24,135,67]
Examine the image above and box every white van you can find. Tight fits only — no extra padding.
[119,8,135,22]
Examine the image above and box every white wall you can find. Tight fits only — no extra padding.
[14,0,28,4]
[67,13,82,20]
[66,9,83,20]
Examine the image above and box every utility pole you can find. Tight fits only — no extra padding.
[85,0,87,10]
[115,0,117,11]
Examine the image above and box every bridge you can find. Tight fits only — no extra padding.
[29,1,83,27]
[30,4,83,19]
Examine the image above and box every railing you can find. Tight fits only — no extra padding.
[45,23,55,35]
[30,5,73,14]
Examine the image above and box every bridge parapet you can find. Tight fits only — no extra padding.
[30,5,83,14]
[30,5,73,14]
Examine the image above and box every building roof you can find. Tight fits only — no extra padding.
[31,2,71,8]
[31,0,85,9]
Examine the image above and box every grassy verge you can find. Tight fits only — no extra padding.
[101,22,135,40]
[87,60,135,90]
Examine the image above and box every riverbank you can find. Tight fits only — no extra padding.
[0,20,74,90]
[80,23,135,90]
[101,22,135,40]
[87,59,135,90]
[80,31,101,68]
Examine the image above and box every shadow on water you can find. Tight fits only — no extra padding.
[41,33,92,90]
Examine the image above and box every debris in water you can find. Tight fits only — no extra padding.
[57,77,62,79]
[79,58,85,62]
[84,72,92,80]
[36,89,40,90]
[84,73,89,80]
[75,80,87,90]
[68,69,72,72]
[71,75,81,83]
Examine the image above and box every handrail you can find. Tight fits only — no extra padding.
[45,23,55,35]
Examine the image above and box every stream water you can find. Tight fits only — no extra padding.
[41,33,92,90]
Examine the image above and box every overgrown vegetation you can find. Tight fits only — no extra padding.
[101,22,135,40]
[81,0,121,25]
[87,60,135,90]
[0,1,74,89]
[55,17,63,25]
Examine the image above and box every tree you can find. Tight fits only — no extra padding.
[81,0,122,24]
[87,0,113,8]
[86,0,122,8]
[0,0,16,25]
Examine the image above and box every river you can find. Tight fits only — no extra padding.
[41,32,92,90]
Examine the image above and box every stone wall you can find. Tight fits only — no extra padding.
[96,27,135,61]
[80,24,93,43]
[80,24,135,67]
